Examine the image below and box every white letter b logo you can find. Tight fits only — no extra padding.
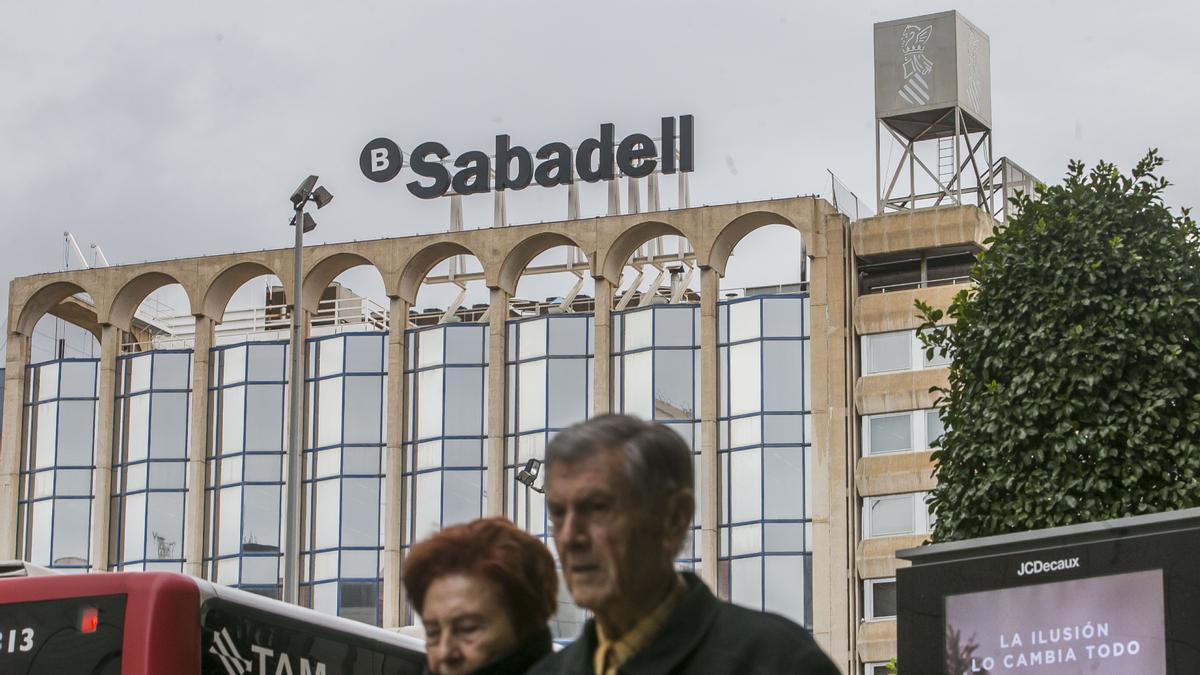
[371,148,389,172]
[360,138,403,182]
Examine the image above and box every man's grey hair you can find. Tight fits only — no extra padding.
[545,414,694,503]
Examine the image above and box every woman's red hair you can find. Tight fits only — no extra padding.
[403,517,557,636]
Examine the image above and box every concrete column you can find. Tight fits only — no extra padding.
[567,182,580,220]
[0,332,31,559]
[592,278,613,416]
[183,315,214,577]
[89,323,120,571]
[383,297,409,628]
[698,267,720,590]
[494,191,507,228]
[807,212,852,669]
[485,287,508,517]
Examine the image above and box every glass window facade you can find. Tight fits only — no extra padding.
[861,331,911,374]
[718,295,812,628]
[861,329,952,375]
[403,324,487,546]
[8,291,813,636]
[506,314,594,640]
[926,409,945,445]
[305,332,387,625]
[206,342,287,597]
[862,492,933,538]
[505,316,593,532]
[19,358,99,570]
[864,577,897,620]
[612,304,701,570]
[112,350,191,571]
[862,408,946,456]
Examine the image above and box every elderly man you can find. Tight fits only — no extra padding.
[527,414,839,675]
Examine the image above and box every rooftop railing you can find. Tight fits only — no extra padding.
[989,157,1042,222]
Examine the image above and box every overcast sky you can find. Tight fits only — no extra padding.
[3,1,1198,334]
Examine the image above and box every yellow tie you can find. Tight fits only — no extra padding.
[596,642,617,675]
[593,630,618,675]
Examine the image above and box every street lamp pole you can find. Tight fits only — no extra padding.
[284,176,331,606]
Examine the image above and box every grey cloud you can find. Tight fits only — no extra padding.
[2,0,1198,328]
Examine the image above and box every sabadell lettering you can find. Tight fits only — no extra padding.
[1016,557,1081,576]
[359,115,694,199]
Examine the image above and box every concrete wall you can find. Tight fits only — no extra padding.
[848,205,993,672]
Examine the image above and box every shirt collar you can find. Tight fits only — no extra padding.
[592,575,687,675]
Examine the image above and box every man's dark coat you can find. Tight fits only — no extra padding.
[526,573,841,674]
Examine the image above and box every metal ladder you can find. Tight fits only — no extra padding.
[937,135,955,190]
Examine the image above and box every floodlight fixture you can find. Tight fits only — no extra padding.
[290,212,318,233]
[516,458,544,494]
[312,186,334,209]
[290,175,319,207]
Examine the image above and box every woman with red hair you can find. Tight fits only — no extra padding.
[404,517,558,675]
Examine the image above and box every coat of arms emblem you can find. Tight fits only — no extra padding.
[898,24,933,105]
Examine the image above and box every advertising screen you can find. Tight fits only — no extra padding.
[943,569,1166,674]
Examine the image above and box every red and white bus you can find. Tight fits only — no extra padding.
[0,565,426,674]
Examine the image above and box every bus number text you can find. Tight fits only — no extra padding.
[0,627,34,654]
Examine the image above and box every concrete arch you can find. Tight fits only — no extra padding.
[497,231,592,296]
[397,241,487,305]
[15,281,98,337]
[108,271,193,331]
[201,261,284,322]
[707,210,805,278]
[599,220,688,284]
[302,251,386,314]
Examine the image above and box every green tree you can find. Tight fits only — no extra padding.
[918,150,1200,542]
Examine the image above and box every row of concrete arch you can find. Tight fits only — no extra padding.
[2,197,848,623]
[8,198,835,339]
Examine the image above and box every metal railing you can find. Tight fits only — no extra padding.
[866,276,971,294]
[128,296,390,351]
[827,170,874,222]
[989,157,1042,222]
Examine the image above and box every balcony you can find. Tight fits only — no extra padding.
[856,451,937,498]
[853,205,994,258]
[856,369,947,416]
[854,283,963,335]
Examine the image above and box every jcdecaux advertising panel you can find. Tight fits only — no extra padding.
[897,508,1200,674]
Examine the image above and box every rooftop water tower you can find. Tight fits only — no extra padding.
[874,11,996,213]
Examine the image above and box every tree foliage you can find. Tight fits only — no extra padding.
[918,150,1200,542]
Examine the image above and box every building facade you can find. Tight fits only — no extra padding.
[1,197,993,672]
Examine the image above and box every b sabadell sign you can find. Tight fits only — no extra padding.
[358,115,694,198]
